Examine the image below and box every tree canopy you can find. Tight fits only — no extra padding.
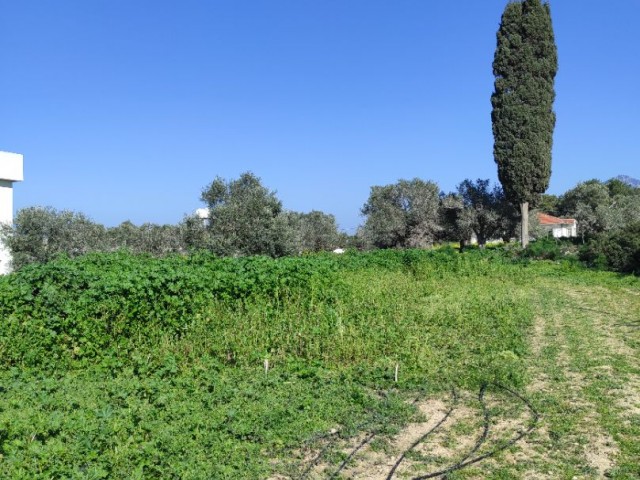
[361,178,440,249]
[558,179,640,240]
[491,0,558,246]
[200,172,292,257]
[0,207,107,269]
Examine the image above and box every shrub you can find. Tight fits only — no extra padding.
[522,236,577,261]
[579,223,640,274]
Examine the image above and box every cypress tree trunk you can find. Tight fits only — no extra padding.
[520,202,529,247]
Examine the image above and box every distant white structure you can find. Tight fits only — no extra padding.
[537,212,578,238]
[332,248,345,254]
[195,208,210,219]
[0,151,24,274]
[195,207,210,226]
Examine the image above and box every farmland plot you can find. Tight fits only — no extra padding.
[0,250,638,478]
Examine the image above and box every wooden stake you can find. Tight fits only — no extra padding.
[394,363,399,383]
[264,358,269,374]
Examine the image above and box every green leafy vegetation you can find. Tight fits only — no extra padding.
[0,248,638,478]
[579,222,640,274]
[0,249,532,384]
[0,248,532,477]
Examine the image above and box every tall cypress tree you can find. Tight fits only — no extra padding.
[491,0,558,247]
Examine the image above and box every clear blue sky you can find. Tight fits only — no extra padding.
[2,1,638,232]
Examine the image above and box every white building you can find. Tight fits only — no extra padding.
[537,212,578,238]
[195,207,210,227]
[0,151,24,274]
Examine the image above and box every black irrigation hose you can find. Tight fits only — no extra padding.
[327,390,427,480]
[297,382,539,480]
[298,389,399,480]
[297,416,365,480]
[387,385,489,480]
[457,383,491,465]
[328,431,376,479]
[297,431,341,480]
[298,387,427,480]
[415,383,491,479]
[385,387,459,480]
[410,382,539,480]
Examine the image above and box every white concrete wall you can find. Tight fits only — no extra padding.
[0,151,24,182]
[0,181,14,274]
[550,224,577,238]
[0,151,24,274]
[0,180,14,226]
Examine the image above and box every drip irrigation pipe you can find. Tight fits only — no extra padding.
[327,390,426,480]
[385,387,459,480]
[409,382,539,480]
[298,389,393,480]
[328,431,376,479]
[395,384,490,480]
[298,388,426,480]
[297,382,538,480]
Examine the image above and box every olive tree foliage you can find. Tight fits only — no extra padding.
[106,221,184,255]
[439,193,474,248]
[558,179,640,240]
[179,214,213,251]
[458,179,517,246]
[200,172,295,257]
[361,178,441,249]
[491,0,558,247]
[284,210,342,253]
[1,207,196,270]
[440,179,517,248]
[0,206,107,269]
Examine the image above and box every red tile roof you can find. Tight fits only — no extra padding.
[537,213,577,225]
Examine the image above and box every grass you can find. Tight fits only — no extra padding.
[397,265,640,480]
[0,249,638,478]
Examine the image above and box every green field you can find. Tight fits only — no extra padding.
[0,249,638,479]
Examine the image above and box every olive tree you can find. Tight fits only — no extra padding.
[286,210,342,252]
[0,206,107,269]
[457,179,516,247]
[361,178,441,249]
[200,172,295,257]
[559,179,640,240]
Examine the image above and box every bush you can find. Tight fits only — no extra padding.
[522,236,577,261]
[579,223,640,274]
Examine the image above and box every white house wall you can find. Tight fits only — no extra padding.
[0,151,24,274]
[0,180,14,226]
[551,224,577,238]
[0,181,14,274]
[0,152,23,182]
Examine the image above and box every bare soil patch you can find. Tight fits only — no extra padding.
[296,386,536,480]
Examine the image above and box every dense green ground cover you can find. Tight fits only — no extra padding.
[0,248,637,478]
[0,249,532,385]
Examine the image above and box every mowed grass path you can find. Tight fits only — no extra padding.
[514,272,640,479]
